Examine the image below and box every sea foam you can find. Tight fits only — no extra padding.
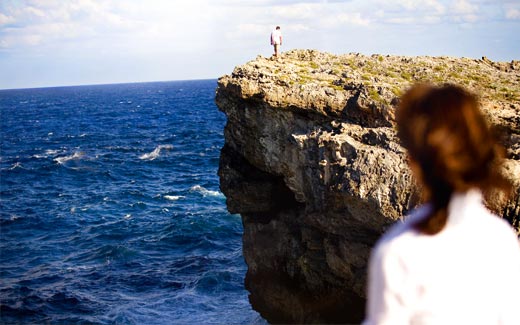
[139,144,174,161]
[54,152,85,164]
[9,162,23,170]
[164,195,184,201]
[190,185,224,198]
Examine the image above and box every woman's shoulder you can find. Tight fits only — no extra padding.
[382,205,430,239]
[459,190,519,241]
[477,207,520,249]
[372,205,431,257]
[373,200,519,261]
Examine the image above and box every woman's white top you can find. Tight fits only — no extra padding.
[363,189,520,325]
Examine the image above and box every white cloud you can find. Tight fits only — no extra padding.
[375,0,445,14]
[370,0,448,25]
[23,6,47,18]
[385,17,416,24]
[450,0,480,22]
[426,0,446,14]
[452,0,477,14]
[1,0,499,53]
[0,0,220,53]
[225,23,270,40]
[287,23,310,32]
[272,3,317,20]
[322,12,371,27]
[506,8,520,19]
[0,13,16,26]
[374,10,385,18]
[269,2,371,28]
[423,15,442,24]
[1,0,519,89]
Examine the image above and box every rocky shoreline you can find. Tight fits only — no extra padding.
[216,49,519,324]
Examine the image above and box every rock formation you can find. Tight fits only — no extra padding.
[216,49,520,324]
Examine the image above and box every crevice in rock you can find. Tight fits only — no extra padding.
[219,143,303,224]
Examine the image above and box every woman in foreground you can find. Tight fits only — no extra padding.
[363,83,520,324]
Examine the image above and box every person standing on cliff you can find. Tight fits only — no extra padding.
[363,83,520,325]
[270,26,282,58]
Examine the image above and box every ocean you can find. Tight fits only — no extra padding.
[0,80,264,324]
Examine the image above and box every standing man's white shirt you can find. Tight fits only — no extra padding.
[363,189,520,325]
[271,29,282,45]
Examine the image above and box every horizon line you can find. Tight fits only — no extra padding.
[0,77,219,92]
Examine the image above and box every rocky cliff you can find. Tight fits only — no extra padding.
[215,49,520,324]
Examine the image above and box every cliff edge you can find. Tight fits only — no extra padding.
[216,49,520,324]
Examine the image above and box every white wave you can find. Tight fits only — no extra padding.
[54,151,85,164]
[139,144,173,161]
[130,201,146,208]
[190,185,224,198]
[31,149,61,159]
[66,265,95,272]
[9,162,22,170]
[164,195,184,201]
[45,149,60,155]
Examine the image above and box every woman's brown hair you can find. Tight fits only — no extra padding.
[396,83,511,235]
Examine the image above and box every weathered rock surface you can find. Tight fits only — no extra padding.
[216,49,520,324]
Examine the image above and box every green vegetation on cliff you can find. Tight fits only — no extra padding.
[253,49,520,105]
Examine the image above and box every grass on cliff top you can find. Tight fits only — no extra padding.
[268,51,520,103]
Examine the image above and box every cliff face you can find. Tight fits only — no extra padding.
[216,49,520,324]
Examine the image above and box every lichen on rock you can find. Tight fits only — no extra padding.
[216,49,520,324]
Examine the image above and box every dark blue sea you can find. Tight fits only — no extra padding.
[0,80,264,324]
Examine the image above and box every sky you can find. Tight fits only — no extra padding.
[0,0,519,89]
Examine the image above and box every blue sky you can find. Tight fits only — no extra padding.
[1,0,519,89]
